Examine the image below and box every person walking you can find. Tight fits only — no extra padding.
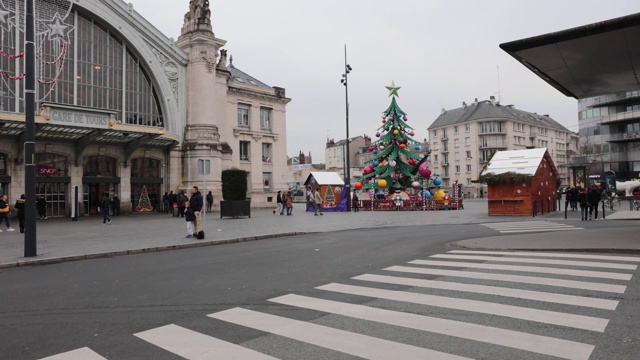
[163,192,169,214]
[206,191,214,213]
[570,187,579,211]
[184,201,195,238]
[285,191,293,215]
[177,191,187,218]
[314,188,323,216]
[112,194,120,216]
[37,195,47,219]
[190,186,203,236]
[588,184,602,220]
[15,194,25,233]
[578,188,589,221]
[0,194,15,232]
[100,194,112,225]
[274,190,283,215]
[352,192,359,212]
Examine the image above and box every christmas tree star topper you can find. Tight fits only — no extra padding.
[385,81,401,97]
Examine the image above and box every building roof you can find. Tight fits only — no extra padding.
[306,172,344,185]
[481,148,556,176]
[228,62,272,90]
[428,100,570,131]
[500,12,640,99]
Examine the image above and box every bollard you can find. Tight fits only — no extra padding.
[533,200,537,217]
[564,199,568,219]
[602,200,606,219]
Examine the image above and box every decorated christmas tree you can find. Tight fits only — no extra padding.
[354,82,432,192]
[136,185,154,212]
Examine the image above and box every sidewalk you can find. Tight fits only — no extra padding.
[1,199,639,268]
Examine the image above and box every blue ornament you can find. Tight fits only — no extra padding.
[373,149,378,155]
[373,160,380,167]
[433,177,442,186]
[414,145,420,150]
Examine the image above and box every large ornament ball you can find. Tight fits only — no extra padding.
[433,177,442,186]
[408,159,416,166]
[373,149,378,155]
[388,115,394,120]
[389,160,397,167]
[400,143,406,149]
[379,145,385,150]
[410,131,415,136]
[382,119,386,123]
[402,115,407,121]
[369,146,374,152]
[378,162,385,168]
[393,129,399,135]
[418,163,432,178]
[412,181,421,189]
[414,145,420,150]
[375,132,380,137]
[378,179,387,188]
[434,189,445,201]
[373,160,380,167]
[354,181,363,190]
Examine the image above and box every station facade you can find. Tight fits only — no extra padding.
[0,0,290,216]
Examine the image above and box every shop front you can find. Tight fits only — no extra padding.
[36,153,71,217]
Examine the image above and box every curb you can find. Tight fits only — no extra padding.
[0,231,308,269]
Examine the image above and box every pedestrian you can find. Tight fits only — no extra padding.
[307,187,315,212]
[163,192,169,214]
[0,194,15,232]
[169,191,176,216]
[578,188,589,221]
[588,184,601,220]
[206,191,213,213]
[190,186,203,236]
[274,190,283,215]
[184,201,195,238]
[177,190,187,218]
[100,194,112,225]
[443,190,451,211]
[112,194,120,216]
[564,187,572,211]
[570,187,579,211]
[286,191,293,215]
[37,195,47,219]
[314,188,323,216]
[352,192,359,212]
[15,194,25,233]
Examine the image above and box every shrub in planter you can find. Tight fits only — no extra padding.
[222,168,247,200]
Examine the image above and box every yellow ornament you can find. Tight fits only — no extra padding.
[433,189,445,201]
[378,162,385,168]
[393,129,399,135]
[378,179,387,188]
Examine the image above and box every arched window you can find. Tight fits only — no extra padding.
[131,157,161,178]
[83,155,118,177]
[36,153,69,177]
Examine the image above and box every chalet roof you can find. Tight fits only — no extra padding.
[481,148,557,176]
[305,172,344,186]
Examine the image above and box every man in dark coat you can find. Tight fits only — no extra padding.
[177,191,187,218]
[15,194,25,233]
[587,184,602,220]
[112,195,121,216]
[37,195,47,219]
[100,194,112,225]
[206,191,214,213]
[190,186,203,235]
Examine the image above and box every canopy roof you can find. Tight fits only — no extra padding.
[482,148,557,176]
[500,12,640,99]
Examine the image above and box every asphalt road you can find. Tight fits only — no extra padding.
[2,221,639,360]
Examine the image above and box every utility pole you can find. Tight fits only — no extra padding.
[340,45,352,212]
[24,0,37,257]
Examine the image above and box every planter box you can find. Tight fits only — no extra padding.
[220,200,251,219]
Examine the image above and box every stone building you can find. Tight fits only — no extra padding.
[324,135,370,181]
[427,97,577,196]
[0,0,290,216]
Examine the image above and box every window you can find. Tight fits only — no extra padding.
[239,141,250,161]
[443,154,449,164]
[454,139,459,148]
[455,165,460,173]
[465,124,470,132]
[442,128,448,138]
[262,143,272,162]
[454,152,460,161]
[237,104,250,127]
[465,137,470,146]
[467,178,472,186]
[263,172,272,191]
[444,166,449,177]
[466,164,472,173]
[466,150,472,159]
[454,126,458,134]
[432,130,437,138]
[434,154,438,162]
[260,107,271,130]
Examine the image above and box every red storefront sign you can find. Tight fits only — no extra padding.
[38,165,59,176]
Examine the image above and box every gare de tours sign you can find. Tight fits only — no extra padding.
[43,104,115,129]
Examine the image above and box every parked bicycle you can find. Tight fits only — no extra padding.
[602,194,621,211]
[633,199,640,211]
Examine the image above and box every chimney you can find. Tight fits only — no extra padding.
[474,98,478,106]
[441,107,446,114]
[364,135,371,146]
[462,101,467,108]
[299,151,305,164]
[490,96,496,106]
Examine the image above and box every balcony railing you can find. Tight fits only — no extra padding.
[479,142,507,149]
[601,109,640,124]
[609,132,640,142]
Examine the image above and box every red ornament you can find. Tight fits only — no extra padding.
[382,119,386,123]
[400,143,406,149]
[369,146,374,152]
[354,181,363,190]
[408,159,416,166]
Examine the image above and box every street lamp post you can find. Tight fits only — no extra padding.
[340,45,352,212]
[24,0,37,257]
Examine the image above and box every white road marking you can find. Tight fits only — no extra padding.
[448,250,640,262]
[39,347,106,360]
[268,294,594,360]
[209,307,472,360]
[429,254,637,270]
[352,273,618,309]
[316,282,609,331]
[385,266,627,293]
[134,324,278,360]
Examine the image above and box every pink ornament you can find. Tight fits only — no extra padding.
[402,115,407,121]
[375,132,380,137]
[410,131,415,136]
[418,162,432,178]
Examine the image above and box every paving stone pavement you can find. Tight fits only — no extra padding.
[1,199,638,268]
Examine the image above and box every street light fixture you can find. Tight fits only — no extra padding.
[340,45,352,212]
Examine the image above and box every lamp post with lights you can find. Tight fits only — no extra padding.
[340,46,352,212]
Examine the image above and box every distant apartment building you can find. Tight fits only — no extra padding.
[427,97,578,196]
[324,135,370,181]
[287,151,323,189]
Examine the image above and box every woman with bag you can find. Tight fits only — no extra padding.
[0,194,15,232]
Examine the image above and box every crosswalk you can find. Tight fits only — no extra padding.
[41,250,640,360]
[481,220,583,233]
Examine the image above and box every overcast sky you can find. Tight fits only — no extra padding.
[128,0,640,163]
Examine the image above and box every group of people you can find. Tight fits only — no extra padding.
[274,191,295,215]
[569,184,603,221]
[161,187,206,238]
[0,194,52,233]
[163,190,214,216]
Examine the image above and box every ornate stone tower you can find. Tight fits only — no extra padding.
[175,0,228,192]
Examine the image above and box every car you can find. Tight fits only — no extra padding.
[557,186,567,194]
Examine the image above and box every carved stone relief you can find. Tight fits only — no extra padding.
[150,47,180,102]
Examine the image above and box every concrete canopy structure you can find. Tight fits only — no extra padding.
[500,12,640,99]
